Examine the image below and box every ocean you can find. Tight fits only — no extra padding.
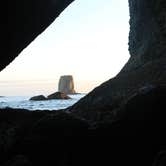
[0,94,85,111]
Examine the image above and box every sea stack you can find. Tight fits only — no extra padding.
[58,75,76,94]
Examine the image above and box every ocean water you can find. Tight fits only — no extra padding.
[0,94,85,111]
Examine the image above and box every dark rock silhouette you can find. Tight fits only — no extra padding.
[29,95,46,101]
[153,151,166,166]
[29,92,71,101]
[1,86,166,165]
[0,0,74,71]
[58,75,76,94]
[3,155,32,166]
[1,0,166,165]
[47,92,71,99]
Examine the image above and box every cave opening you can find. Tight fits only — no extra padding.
[0,0,130,110]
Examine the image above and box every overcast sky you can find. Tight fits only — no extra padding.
[0,0,130,96]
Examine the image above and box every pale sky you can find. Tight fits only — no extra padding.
[0,0,130,96]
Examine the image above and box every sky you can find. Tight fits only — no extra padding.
[0,0,130,96]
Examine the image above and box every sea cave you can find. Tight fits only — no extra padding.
[1,0,166,165]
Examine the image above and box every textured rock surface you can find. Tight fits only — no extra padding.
[58,75,76,94]
[123,0,166,71]
[153,151,166,166]
[0,109,49,165]
[47,92,71,99]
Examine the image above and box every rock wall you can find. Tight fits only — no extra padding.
[69,0,166,120]
[123,0,166,71]
[58,75,76,94]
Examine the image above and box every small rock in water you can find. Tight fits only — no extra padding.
[29,95,47,101]
[47,92,71,100]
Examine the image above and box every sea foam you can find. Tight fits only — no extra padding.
[0,94,85,110]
